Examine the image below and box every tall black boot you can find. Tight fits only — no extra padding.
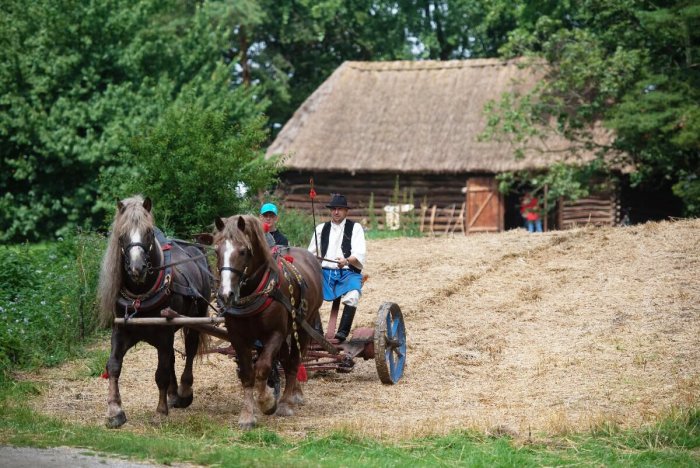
[335,305,356,342]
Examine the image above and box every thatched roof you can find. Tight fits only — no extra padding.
[267,59,605,174]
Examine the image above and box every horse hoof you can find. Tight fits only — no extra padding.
[106,411,127,429]
[151,412,168,426]
[276,403,294,417]
[173,393,193,408]
[291,394,305,406]
[239,421,256,430]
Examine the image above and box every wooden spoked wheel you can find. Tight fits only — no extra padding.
[374,302,406,384]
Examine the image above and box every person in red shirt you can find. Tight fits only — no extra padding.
[520,193,543,233]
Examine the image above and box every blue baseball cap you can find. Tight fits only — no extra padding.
[260,202,278,216]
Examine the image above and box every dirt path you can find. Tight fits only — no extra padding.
[28,219,700,440]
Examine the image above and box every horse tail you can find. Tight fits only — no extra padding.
[179,326,211,362]
[97,229,123,328]
[196,327,211,361]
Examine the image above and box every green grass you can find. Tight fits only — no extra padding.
[0,379,697,467]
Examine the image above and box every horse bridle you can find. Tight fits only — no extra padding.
[121,240,154,270]
[219,265,249,287]
[219,255,268,291]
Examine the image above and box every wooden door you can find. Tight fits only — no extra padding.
[464,177,503,233]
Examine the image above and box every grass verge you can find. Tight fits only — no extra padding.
[1,380,697,467]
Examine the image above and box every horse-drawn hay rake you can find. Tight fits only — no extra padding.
[115,296,407,385]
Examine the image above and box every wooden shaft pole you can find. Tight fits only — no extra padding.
[114,317,225,325]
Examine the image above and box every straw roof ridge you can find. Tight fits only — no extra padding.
[345,58,519,72]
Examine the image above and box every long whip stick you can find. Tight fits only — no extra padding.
[309,177,320,258]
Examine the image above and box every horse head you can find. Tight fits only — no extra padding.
[115,196,158,285]
[214,215,266,306]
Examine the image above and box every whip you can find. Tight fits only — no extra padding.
[310,177,320,258]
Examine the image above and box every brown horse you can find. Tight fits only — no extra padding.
[97,196,212,428]
[213,214,322,429]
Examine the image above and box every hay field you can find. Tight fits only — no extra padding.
[32,219,700,440]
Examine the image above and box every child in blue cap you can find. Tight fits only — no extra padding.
[260,202,289,247]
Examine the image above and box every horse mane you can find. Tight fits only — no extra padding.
[215,215,275,268]
[97,195,155,327]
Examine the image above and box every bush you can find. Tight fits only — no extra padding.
[277,209,315,248]
[0,234,104,383]
[100,98,279,236]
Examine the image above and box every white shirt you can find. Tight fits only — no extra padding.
[308,219,366,270]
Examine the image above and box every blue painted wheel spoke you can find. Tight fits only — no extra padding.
[389,316,400,337]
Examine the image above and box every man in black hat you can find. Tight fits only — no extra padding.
[308,193,366,342]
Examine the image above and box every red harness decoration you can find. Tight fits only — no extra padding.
[297,364,308,382]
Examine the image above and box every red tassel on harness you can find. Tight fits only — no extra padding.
[283,255,294,263]
[297,364,308,382]
[262,222,271,233]
[101,367,109,379]
[309,188,316,200]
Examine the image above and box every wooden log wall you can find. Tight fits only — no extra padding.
[277,171,473,234]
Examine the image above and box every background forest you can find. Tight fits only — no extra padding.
[1,0,698,242]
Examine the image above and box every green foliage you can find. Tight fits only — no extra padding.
[102,97,276,236]
[5,0,698,241]
[488,0,700,216]
[0,0,269,242]
[83,347,111,379]
[497,161,614,214]
[0,234,104,383]
[276,208,315,248]
[233,0,518,132]
[673,171,700,217]
[367,193,378,231]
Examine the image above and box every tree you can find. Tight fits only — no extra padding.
[489,0,700,215]
[397,0,518,59]
[0,0,270,241]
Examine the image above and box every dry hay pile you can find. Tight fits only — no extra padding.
[30,219,700,440]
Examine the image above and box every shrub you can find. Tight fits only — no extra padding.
[0,234,104,383]
[278,209,315,248]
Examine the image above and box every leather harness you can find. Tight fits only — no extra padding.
[117,228,208,319]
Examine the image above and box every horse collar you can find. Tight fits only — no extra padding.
[220,266,279,317]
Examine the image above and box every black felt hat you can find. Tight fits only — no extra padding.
[326,194,350,209]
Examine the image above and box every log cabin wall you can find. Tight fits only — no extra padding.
[277,171,474,233]
[279,171,621,233]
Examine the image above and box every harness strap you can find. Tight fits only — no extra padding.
[118,228,212,317]
[219,267,278,317]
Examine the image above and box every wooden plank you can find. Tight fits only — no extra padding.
[114,317,225,325]
[444,204,456,234]
[452,202,466,235]
[419,204,428,233]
